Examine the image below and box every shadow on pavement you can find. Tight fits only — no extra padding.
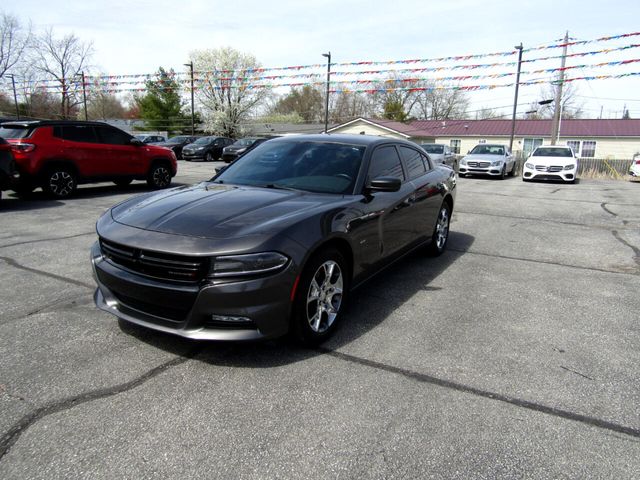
[118,231,475,368]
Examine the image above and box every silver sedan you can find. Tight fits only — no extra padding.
[459,144,517,179]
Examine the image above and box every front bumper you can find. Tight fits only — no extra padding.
[91,242,296,341]
[458,163,504,176]
[182,152,205,161]
[629,165,640,177]
[522,165,576,182]
[221,152,240,163]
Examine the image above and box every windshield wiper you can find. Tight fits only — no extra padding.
[257,183,301,192]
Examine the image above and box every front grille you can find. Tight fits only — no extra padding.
[100,238,208,282]
[113,291,189,322]
[535,165,563,172]
[467,161,490,168]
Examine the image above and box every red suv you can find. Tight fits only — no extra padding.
[0,120,178,198]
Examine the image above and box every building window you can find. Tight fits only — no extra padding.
[566,141,580,156]
[523,138,543,157]
[581,141,596,158]
[450,139,461,154]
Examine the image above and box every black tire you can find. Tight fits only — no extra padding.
[509,162,517,176]
[205,152,214,162]
[147,163,172,189]
[43,166,77,198]
[291,248,349,345]
[499,164,506,180]
[114,178,133,188]
[426,201,451,256]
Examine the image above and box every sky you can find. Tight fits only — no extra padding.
[3,0,640,119]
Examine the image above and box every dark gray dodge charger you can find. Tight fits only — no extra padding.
[91,134,457,344]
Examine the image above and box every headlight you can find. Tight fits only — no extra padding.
[564,164,575,170]
[525,162,534,169]
[209,252,289,278]
[460,158,467,165]
[491,160,503,166]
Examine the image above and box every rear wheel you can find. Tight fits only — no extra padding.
[147,163,172,189]
[426,202,451,256]
[291,248,348,345]
[43,166,76,198]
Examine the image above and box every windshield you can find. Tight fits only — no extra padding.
[233,138,258,147]
[422,144,444,154]
[192,137,213,145]
[0,126,35,139]
[532,147,573,157]
[470,145,505,155]
[214,140,366,194]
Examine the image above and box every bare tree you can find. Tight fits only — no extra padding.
[536,81,583,119]
[330,91,375,122]
[473,106,500,120]
[87,91,126,120]
[0,12,32,79]
[190,47,271,137]
[369,73,421,119]
[32,28,93,118]
[413,82,469,120]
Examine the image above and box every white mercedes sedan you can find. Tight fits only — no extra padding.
[522,146,578,184]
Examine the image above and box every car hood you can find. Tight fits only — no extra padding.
[528,156,575,165]
[463,154,504,161]
[110,183,348,239]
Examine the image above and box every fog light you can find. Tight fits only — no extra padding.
[210,314,252,324]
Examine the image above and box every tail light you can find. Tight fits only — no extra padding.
[635,159,640,165]
[11,143,36,153]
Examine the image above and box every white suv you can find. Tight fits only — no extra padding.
[522,146,578,184]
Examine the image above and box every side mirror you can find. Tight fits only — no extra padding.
[130,138,144,146]
[366,176,401,193]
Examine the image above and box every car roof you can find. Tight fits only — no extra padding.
[267,133,418,148]
[0,120,114,128]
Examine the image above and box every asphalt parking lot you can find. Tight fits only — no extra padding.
[1,161,639,479]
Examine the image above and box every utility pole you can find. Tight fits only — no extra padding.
[551,31,569,145]
[509,43,524,154]
[322,52,331,133]
[184,62,195,135]
[6,74,20,119]
[80,71,88,121]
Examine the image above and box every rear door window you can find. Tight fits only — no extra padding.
[55,125,99,143]
[398,146,427,180]
[96,126,132,145]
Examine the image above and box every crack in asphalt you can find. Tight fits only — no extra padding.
[0,256,94,290]
[0,232,95,250]
[612,230,640,267]
[0,293,93,327]
[448,247,639,276]
[600,202,618,217]
[462,189,640,207]
[319,348,640,440]
[0,348,202,462]
[456,209,623,231]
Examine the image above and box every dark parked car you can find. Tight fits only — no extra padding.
[0,120,177,198]
[221,137,269,163]
[0,137,19,202]
[151,135,198,160]
[91,135,456,344]
[420,143,457,170]
[182,136,234,162]
[134,134,166,144]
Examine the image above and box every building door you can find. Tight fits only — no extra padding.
[523,138,543,157]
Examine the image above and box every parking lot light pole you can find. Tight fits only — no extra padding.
[508,43,523,153]
[322,52,331,133]
[76,71,88,121]
[184,62,195,135]
[6,74,20,119]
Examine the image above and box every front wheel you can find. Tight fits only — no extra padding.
[43,167,77,198]
[499,164,506,180]
[205,152,214,162]
[509,162,517,176]
[291,248,349,345]
[147,163,172,189]
[426,202,451,256]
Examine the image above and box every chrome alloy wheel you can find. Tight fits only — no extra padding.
[306,260,344,333]
[435,206,450,250]
[152,166,171,187]
[49,171,75,197]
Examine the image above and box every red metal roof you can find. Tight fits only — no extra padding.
[403,119,640,138]
[362,118,640,138]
